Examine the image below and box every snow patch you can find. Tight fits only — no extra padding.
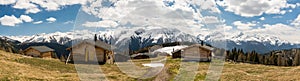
[142,63,164,67]
[153,45,188,55]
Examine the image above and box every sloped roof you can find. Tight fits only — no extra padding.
[172,44,214,53]
[67,40,114,51]
[25,46,54,53]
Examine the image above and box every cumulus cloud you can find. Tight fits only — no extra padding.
[260,17,265,21]
[25,8,41,14]
[13,0,41,14]
[0,0,16,5]
[202,16,220,24]
[33,21,43,24]
[0,15,22,26]
[194,0,221,13]
[80,0,222,35]
[30,0,87,11]
[82,20,119,28]
[245,23,300,43]
[233,21,256,30]
[20,15,33,22]
[46,17,56,23]
[1,0,88,14]
[0,15,36,26]
[216,0,298,17]
[291,14,300,27]
[63,20,74,24]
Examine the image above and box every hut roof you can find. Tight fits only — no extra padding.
[171,44,214,53]
[25,46,54,53]
[67,40,114,51]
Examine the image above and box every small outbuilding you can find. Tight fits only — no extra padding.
[66,40,114,64]
[22,46,55,58]
[172,44,213,61]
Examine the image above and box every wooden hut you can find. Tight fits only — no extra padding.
[66,40,114,64]
[22,46,55,58]
[172,44,213,61]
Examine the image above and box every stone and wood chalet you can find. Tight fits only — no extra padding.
[22,46,55,58]
[66,40,114,64]
[172,44,213,61]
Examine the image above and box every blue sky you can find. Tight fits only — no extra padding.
[0,0,300,40]
[219,6,300,28]
[0,4,81,35]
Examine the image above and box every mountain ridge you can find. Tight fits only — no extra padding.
[3,28,299,53]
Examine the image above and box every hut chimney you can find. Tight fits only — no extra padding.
[173,48,175,52]
[94,34,97,41]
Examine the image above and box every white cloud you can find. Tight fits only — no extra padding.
[25,7,41,14]
[259,17,265,20]
[202,16,220,24]
[245,23,300,43]
[19,15,33,22]
[0,15,22,26]
[80,0,222,34]
[214,24,233,31]
[192,0,221,13]
[30,0,88,11]
[3,0,88,14]
[291,14,300,27]
[0,0,16,5]
[82,20,119,28]
[46,17,56,23]
[233,21,256,30]
[33,21,43,24]
[0,15,35,26]
[63,20,74,24]
[13,0,41,14]
[272,16,283,19]
[216,0,298,17]
[223,25,233,31]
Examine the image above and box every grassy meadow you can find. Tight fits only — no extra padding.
[0,50,300,81]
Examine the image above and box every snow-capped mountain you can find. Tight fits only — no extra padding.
[200,32,291,46]
[199,32,299,53]
[0,35,20,43]
[6,28,200,51]
[4,28,300,53]
[0,35,20,53]
[8,30,96,45]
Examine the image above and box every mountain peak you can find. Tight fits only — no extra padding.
[3,28,299,53]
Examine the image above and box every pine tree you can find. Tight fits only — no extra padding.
[237,52,245,62]
[270,52,278,65]
[252,51,259,64]
[246,52,251,63]
[257,54,264,64]
[293,49,300,66]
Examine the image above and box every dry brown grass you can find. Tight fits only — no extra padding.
[1,50,300,81]
[0,50,79,81]
[221,63,300,81]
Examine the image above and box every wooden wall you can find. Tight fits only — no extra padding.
[41,52,52,58]
[70,43,114,64]
[23,48,53,58]
[24,48,41,57]
[71,43,97,62]
[172,46,211,61]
